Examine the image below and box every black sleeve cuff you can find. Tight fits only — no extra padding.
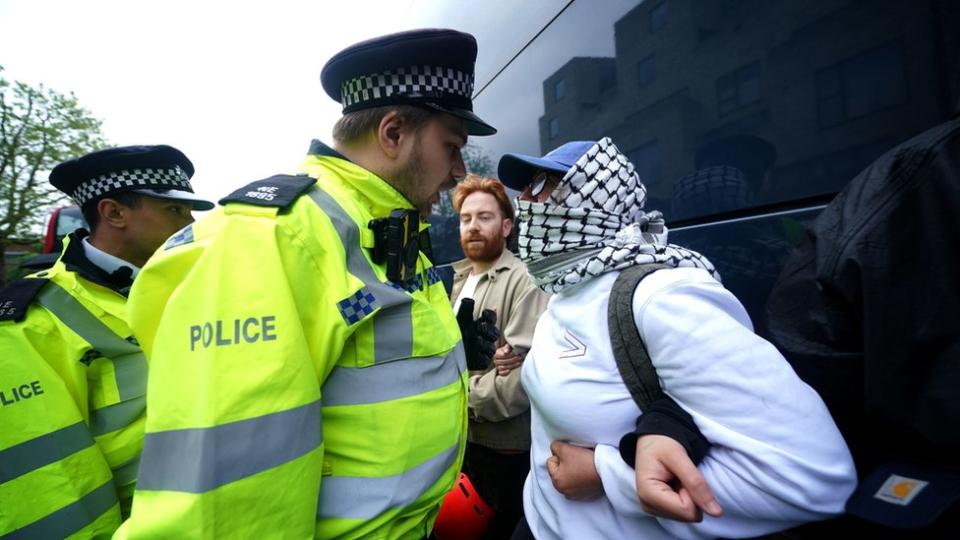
[618,396,710,467]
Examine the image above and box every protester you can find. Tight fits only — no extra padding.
[440,175,549,539]
[763,111,960,536]
[500,138,856,539]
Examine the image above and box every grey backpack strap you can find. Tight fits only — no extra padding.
[608,264,669,411]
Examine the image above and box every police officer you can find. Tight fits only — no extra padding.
[0,145,213,538]
[118,29,497,539]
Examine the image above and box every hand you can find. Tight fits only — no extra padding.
[547,441,604,501]
[456,300,499,371]
[493,344,524,375]
[634,434,722,522]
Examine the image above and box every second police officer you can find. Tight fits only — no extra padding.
[0,145,212,538]
[117,29,499,539]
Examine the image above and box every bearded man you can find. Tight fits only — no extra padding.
[446,175,550,539]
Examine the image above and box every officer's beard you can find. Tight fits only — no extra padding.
[387,140,432,216]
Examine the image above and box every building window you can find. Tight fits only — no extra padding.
[599,63,617,92]
[716,61,761,117]
[549,117,560,139]
[627,140,660,184]
[638,54,656,87]
[650,2,668,33]
[816,41,907,128]
[554,79,566,102]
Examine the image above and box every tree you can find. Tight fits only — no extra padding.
[462,142,495,177]
[432,142,496,216]
[0,66,107,286]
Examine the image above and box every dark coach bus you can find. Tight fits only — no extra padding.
[421,0,958,334]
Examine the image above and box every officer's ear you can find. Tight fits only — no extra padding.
[377,109,414,160]
[97,198,129,230]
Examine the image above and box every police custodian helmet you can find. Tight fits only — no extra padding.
[49,145,214,211]
[320,28,496,136]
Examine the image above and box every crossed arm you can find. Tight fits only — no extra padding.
[548,391,719,521]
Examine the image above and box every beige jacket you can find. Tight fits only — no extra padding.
[450,249,550,450]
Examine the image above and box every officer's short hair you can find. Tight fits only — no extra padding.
[332,105,435,145]
[81,191,144,232]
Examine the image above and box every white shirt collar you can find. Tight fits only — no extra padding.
[81,237,140,279]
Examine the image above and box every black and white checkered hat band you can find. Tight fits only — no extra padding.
[72,167,192,206]
[340,65,474,108]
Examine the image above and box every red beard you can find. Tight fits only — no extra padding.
[460,234,505,263]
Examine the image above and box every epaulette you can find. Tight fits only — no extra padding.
[218,174,317,212]
[0,278,49,322]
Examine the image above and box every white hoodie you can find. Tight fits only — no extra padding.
[521,266,856,539]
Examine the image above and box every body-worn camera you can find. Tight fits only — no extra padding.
[369,209,421,283]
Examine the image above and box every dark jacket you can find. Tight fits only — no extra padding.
[765,116,960,535]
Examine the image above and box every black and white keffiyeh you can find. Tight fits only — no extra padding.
[517,137,719,294]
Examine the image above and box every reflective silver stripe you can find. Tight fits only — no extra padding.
[90,395,145,436]
[322,352,461,407]
[0,422,94,483]
[34,282,138,357]
[374,304,414,363]
[112,350,147,401]
[137,400,322,493]
[317,441,460,520]
[448,341,467,373]
[308,187,414,363]
[112,455,140,488]
[36,282,147,401]
[1,479,117,540]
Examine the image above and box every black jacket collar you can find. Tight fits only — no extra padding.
[59,230,134,296]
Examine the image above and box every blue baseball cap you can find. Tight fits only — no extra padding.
[497,140,595,191]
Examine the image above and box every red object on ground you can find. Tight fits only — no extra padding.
[433,473,495,540]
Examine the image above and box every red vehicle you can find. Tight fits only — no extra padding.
[19,206,87,271]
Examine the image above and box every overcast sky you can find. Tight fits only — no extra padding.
[1,0,637,206]
[0,0,429,203]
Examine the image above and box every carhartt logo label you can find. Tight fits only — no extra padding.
[245,186,279,201]
[874,474,928,506]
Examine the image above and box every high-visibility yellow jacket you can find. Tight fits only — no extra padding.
[0,234,148,537]
[119,142,468,539]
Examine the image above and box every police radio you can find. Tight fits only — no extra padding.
[369,209,421,283]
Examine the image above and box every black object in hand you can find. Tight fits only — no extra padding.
[456,298,500,371]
